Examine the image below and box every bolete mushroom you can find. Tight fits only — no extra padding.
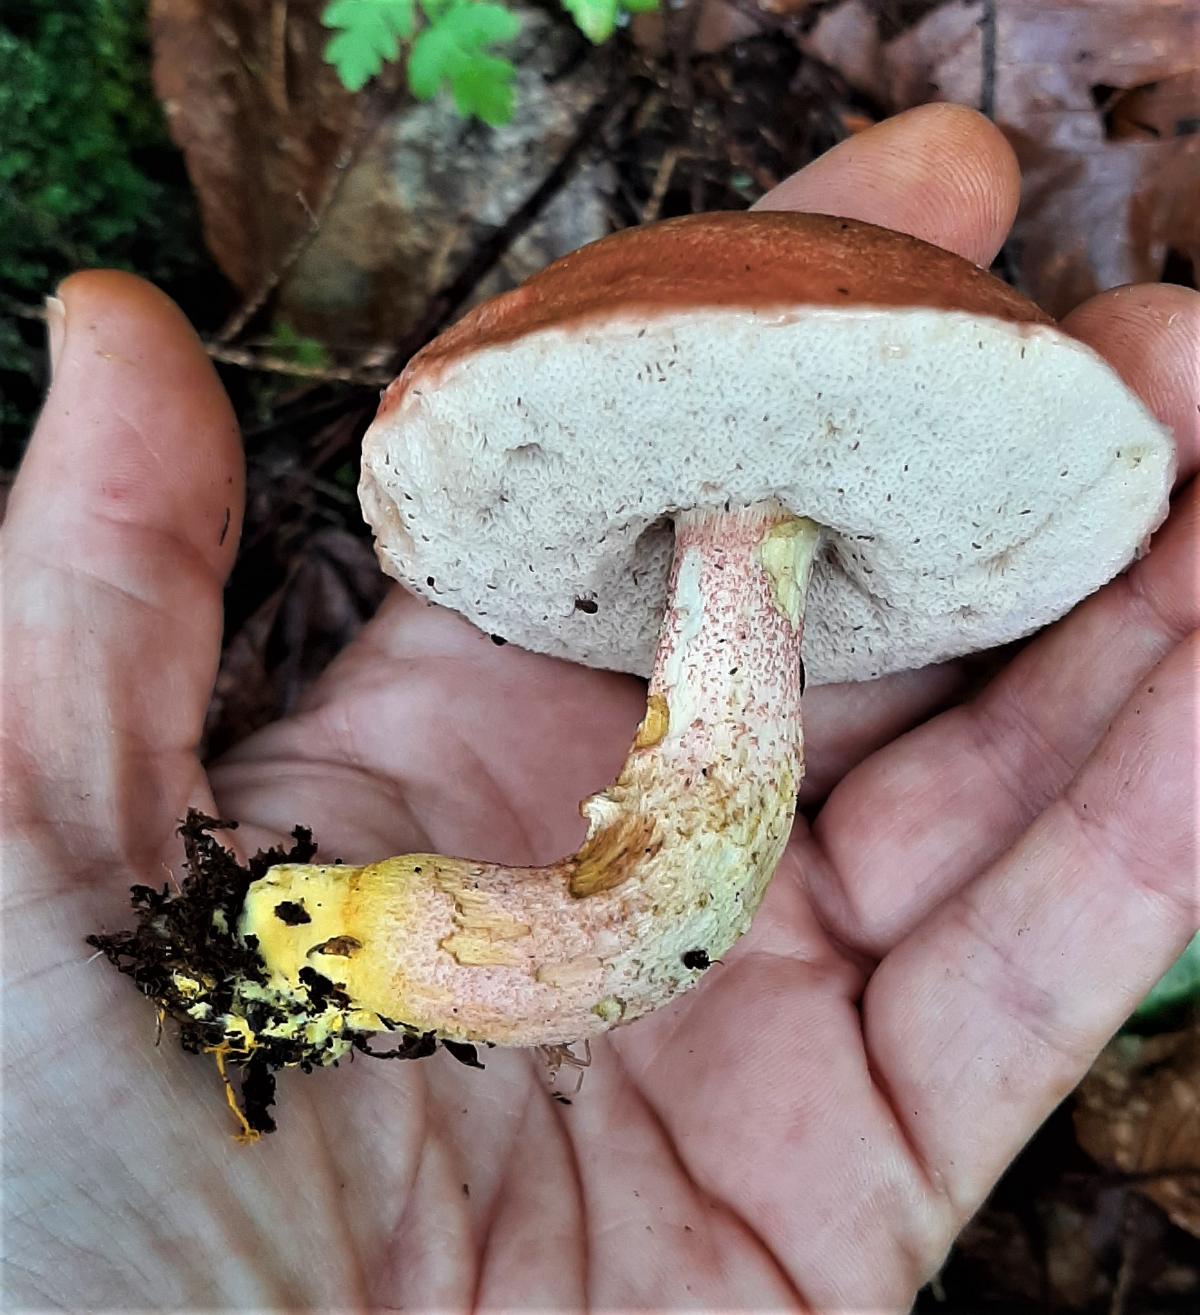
[90,213,1174,1136]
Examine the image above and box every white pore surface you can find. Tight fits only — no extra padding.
[360,307,1174,684]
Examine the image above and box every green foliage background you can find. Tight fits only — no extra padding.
[0,0,208,449]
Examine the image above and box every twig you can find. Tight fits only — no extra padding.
[980,0,998,121]
[267,0,290,119]
[203,343,392,387]
[641,147,683,223]
[2,289,391,394]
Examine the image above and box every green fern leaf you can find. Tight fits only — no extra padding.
[408,2,519,126]
[321,0,416,92]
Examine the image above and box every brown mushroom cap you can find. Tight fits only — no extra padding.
[383,213,1051,389]
[360,212,1174,684]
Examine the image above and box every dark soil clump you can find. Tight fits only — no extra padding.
[86,810,481,1138]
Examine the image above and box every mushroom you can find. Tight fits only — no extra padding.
[90,212,1174,1133]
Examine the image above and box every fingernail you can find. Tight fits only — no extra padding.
[44,295,66,381]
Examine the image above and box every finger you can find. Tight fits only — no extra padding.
[797,662,965,804]
[864,635,1198,1219]
[755,103,1021,267]
[1062,283,1200,482]
[2,272,242,874]
[808,287,1199,956]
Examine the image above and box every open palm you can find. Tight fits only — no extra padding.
[4,106,1197,1313]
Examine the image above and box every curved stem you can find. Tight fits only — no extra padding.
[234,503,820,1052]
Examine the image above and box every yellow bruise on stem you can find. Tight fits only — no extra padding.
[226,504,822,1054]
[758,518,822,625]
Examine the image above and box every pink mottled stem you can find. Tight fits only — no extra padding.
[646,503,808,767]
[236,503,818,1050]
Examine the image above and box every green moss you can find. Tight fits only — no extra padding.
[0,0,211,452]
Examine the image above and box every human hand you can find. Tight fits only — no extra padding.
[4,103,1197,1311]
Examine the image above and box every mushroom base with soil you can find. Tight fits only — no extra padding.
[89,502,819,1136]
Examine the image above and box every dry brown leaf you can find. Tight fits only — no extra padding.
[801,0,887,92]
[800,0,1200,315]
[150,1,614,354]
[1075,1028,1200,1238]
[885,0,1200,129]
[630,0,765,57]
[1011,130,1199,317]
[149,0,359,298]
[1105,69,1200,141]
[277,1,613,350]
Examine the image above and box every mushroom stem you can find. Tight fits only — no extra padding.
[232,502,820,1053]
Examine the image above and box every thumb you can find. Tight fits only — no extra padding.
[2,271,243,874]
